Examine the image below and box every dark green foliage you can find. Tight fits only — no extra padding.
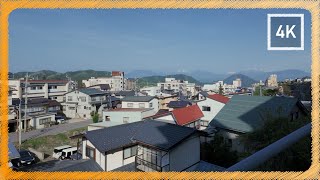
[240,116,311,171]
[91,111,99,123]
[201,135,239,168]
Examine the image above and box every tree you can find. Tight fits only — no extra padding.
[201,135,238,168]
[240,116,311,171]
[91,111,99,123]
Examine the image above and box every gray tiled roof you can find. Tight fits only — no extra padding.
[84,120,198,153]
[122,96,155,102]
[184,160,226,172]
[210,95,304,133]
[47,159,103,172]
[79,88,106,96]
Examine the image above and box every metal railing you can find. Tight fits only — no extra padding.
[135,154,168,172]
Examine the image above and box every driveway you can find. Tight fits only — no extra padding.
[9,118,92,143]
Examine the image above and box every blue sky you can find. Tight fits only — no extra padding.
[9,9,311,74]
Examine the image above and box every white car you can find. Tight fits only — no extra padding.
[52,145,72,159]
[59,147,78,160]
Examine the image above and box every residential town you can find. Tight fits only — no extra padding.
[6,70,312,172]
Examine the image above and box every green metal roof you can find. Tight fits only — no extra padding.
[210,95,301,133]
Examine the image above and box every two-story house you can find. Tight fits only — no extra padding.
[12,98,56,130]
[9,79,74,103]
[121,96,159,113]
[63,88,109,119]
[82,120,202,172]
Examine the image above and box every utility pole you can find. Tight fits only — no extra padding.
[24,73,28,132]
[18,101,22,150]
[259,84,262,96]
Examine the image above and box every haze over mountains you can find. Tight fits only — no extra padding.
[10,69,310,87]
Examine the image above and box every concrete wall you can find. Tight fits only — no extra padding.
[103,111,143,123]
[169,135,200,171]
[30,114,55,129]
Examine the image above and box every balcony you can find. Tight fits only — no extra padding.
[135,154,169,172]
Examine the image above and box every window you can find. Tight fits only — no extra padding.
[123,117,129,124]
[79,96,86,102]
[67,96,73,101]
[84,106,87,109]
[149,103,153,108]
[123,146,138,159]
[86,146,95,159]
[39,117,51,125]
[127,103,133,108]
[68,107,75,110]
[31,86,36,90]
[39,86,43,90]
[139,103,145,108]
[202,106,211,111]
[200,120,209,127]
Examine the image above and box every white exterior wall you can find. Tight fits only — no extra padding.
[140,86,161,96]
[82,75,124,91]
[30,114,55,129]
[82,140,106,171]
[169,135,200,171]
[197,98,225,122]
[122,98,159,112]
[154,114,175,124]
[103,109,156,123]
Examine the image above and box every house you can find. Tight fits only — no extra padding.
[209,95,309,152]
[82,71,125,91]
[82,120,202,172]
[139,86,161,96]
[157,94,179,110]
[196,93,229,130]
[110,90,135,99]
[88,84,111,91]
[167,100,192,111]
[151,104,204,129]
[8,87,17,132]
[63,88,109,119]
[102,108,156,124]
[9,79,74,103]
[121,96,159,112]
[12,98,56,130]
[157,78,197,96]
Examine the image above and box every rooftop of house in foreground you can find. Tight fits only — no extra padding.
[84,120,200,153]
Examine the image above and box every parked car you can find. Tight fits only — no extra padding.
[55,115,67,124]
[52,145,72,159]
[70,152,82,160]
[59,147,78,160]
[18,150,36,166]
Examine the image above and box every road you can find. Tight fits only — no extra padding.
[9,119,92,143]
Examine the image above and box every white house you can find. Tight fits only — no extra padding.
[157,78,197,96]
[121,96,159,113]
[82,71,125,91]
[63,88,109,119]
[9,79,74,103]
[82,120,201,172]
[102,108,156,124]
[139,86,161,96]
[196,93,229,130]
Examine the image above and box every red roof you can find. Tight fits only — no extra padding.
[112,71,123,76]
[207,94,229,104]
[171,104,204,125]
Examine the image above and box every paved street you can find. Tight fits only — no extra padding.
[9,118,92,143]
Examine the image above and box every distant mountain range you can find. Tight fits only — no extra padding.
[10,69,310,88]
[126,69,310,83]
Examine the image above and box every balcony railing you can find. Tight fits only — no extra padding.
[135,154,169,172]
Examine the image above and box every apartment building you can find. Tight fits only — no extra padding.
[82,71,125,91]
[157,78,197,96]
[265,74,278,87]
[9,79,73,103]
